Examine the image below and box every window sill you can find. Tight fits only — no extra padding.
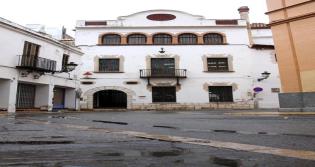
[93,71,124,73]
[203,71,235,73]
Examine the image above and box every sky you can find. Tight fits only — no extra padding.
[1,0,269,35]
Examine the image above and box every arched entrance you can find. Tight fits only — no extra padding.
[93,90,127,109]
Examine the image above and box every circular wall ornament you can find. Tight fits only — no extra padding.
[147,14,176,21]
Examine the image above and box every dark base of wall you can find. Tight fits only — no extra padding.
[279,92,315,111]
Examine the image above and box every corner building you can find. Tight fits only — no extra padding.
[0,18,83,113]
[266,0,315,111]
[76,8,281,110]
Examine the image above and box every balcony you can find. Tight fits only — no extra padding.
[140,69,187,85]
[16,55,56,73]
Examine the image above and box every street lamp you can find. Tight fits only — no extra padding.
[63,62,78,72]
[257,71,271,82]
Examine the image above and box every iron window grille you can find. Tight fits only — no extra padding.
[153,34,172,45]
[209,86,233,102]
[127,34,147,44]
[178,33,197,44]
[203,33,224,45]
[102,34,121,45]
[99,59,120,72]
[207,58,229,71]
[152,87,176,102]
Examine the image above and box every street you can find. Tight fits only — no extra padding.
[1,111,315,167]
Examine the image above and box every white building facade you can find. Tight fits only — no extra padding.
[0,17,83,113]
[75,8,281,110]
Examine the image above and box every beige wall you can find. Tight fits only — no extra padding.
[266,0,315,93]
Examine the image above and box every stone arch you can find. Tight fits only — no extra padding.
[83,86,136,109]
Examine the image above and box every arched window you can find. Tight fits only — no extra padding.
[127,34,147,45]
[153,33,172,45]
[203,33,224,45]
[102,34,121,45]
[178,33,197,44]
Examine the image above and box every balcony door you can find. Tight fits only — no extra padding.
[151,58,175,77]
[22,41,40,67]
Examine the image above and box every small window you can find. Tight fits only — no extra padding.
[127,34,147,45]
[62,54,69,71]
[207,58,229,71]
[178,33,197,44]
[209,86,233,102]
[203,33,224,45]
[99,59,120,72]
[102,34,121,45]
[152,87,176,102]
[153,33,172,45]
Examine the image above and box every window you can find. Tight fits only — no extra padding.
[153,33,172,45]
[151,58,175,77]
[203,33,224,45]
[62,54,69,71]
[209,86,233,102]
[21,41,40,66]
[127,34,147,44]
[102,34,121,45]
[99,59,120,72]
[178,33,197,44]
[152,87,176,102]
[207,58,229,71]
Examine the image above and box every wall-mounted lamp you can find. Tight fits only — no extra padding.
[62,62,78,73]
[53,62,78,80]
[257,71,271,82]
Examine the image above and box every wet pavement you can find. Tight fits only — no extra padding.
[0,110,315,166]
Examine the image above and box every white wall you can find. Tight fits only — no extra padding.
[251,29,274,45]
[79,45,281,108]
[0,79,11,109]
[0,18,83,112]
[75,9,281,109]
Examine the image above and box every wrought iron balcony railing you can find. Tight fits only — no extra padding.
[16,55,56,72]
[140,69,187,78]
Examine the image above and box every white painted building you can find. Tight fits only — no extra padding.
[75,7,281,110]
[0,17,83,113]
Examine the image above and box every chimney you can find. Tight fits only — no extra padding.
[238,6,253,46]
[238,6,250,23]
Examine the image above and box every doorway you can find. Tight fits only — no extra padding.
[93,90,127,109]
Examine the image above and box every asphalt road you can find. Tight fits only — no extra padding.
[1,110,315,167]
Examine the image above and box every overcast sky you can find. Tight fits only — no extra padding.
[1,0,269,34]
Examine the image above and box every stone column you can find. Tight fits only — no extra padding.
[65,88,77,110]
[7,79,18,113]
[35,84,54,111]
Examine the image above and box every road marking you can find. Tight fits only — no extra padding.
[26,118,315,161]
[118,131,315,161]
[224,112,315,116]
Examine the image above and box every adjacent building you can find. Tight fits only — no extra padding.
[76,7,281,110]
[266,0,315,111]
[0,17,83,113]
